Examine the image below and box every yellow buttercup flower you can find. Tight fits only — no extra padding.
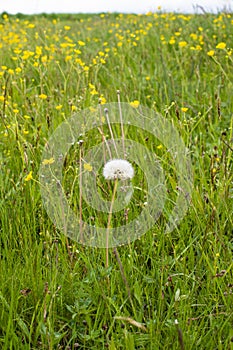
[42,158,55,165]
[207,50,215,56]
[216,42,226,49]
[25,171,33,182]
[39,94,48,99]
[179,41,187,48]
[130,100,140,108]
[84,163,93,172]
[55,105,63,110]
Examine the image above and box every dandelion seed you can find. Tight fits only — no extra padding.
[103,159,134,180]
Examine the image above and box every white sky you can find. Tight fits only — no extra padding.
[0,0,232,15]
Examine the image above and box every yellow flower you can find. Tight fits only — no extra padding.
[42,158,55,165]
[99,96,106,104]
[55,105,63,110]
[84,163,93,172]
[78,40,85,46]
[64,26,71,30]
[157,144,163,149]
[169,38,176,45]
[25,171,33,182]
[15,67,22,74]
[207,50,215,56]
[8,69,14,75]
[181,107,188,112]
[65,55,72,62]
[179,41,187,48]
[39,94,48,99]
[130,100,140,108]
[216,42,226,49]
[0,96,5,102]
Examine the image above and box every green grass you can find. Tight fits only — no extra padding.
[0,10,233,350]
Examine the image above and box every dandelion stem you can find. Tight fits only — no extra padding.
[106,178,118,268]
[104,108,119,158]
[97,127,112,159]
[113,247,132,301]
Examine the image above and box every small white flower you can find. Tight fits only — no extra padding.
[103,159,134,180]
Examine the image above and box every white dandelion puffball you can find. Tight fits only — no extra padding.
[103,159,134,180]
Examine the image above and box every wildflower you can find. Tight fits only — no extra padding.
[55,105,63,110]
[179,41,187,48]
[99,96,106,104]
[130,100,140,108]
[39,94,48,99]
[25,171,33,182]
[181,107,188,112]
[42,158,55,165]
[103,159,134,180]
[65,55,72,61]
[15,67,22,74]
[84,163,93,172]
[216,42,226,49]
[207,50,215,56]
[169,38,176,45]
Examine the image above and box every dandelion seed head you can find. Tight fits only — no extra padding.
[103,159,134,180]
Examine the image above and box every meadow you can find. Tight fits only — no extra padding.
[0,9,233,349]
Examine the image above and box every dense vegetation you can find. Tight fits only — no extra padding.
[0,10,232,349]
